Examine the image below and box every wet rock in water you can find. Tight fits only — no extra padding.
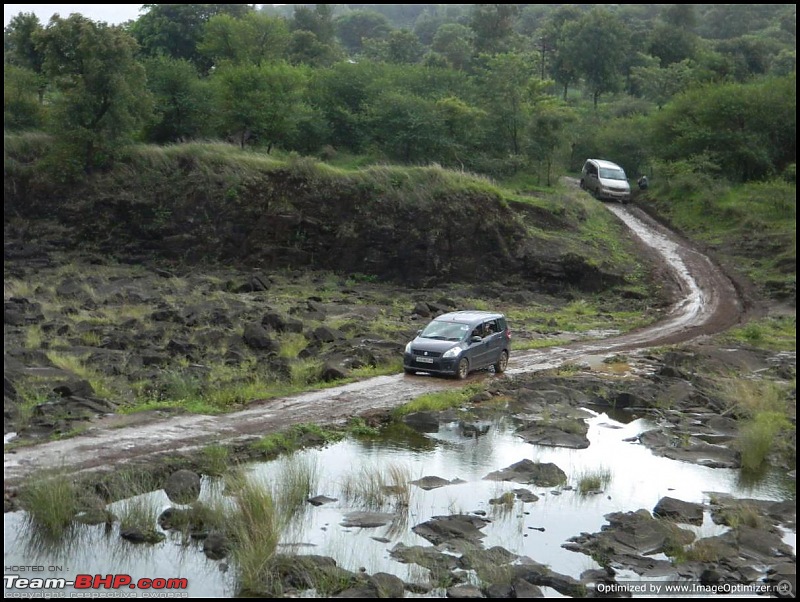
[341,511,397,528]
[765,563,796,599]
[390,543,461,573]
[446,584,483,598]
[411,476,457,490]
[516,421,590,449]
[459,545,519,572]
[307,495,337,506]
[513,488,540,503]
[402,411,440,433]
[163,469,201,504]
[272,554,359,595]
[653,496,705,525]
[565,509,695,571]
[203,532,230,560]
[512,579,544,598]
[638,429,741,468]
[412,514,490,545]
[484,459,567,487]
[369,572,405,598]
[509,559,585,597]
[120,527,165,544]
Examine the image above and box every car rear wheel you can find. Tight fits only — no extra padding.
[456,358,469,380]
[494,350,509,374]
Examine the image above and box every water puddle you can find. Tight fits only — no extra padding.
[4,412,794,597]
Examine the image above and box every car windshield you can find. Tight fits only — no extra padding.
[599,167,627,181]
[419,320,470,342]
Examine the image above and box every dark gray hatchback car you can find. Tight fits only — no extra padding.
[403,311,511,379]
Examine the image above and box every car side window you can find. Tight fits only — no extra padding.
[484,320,497,336]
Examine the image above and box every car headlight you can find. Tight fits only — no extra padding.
[442,346,462,358]
[405,342,413,353]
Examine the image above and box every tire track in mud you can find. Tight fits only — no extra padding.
[3,204,746,485]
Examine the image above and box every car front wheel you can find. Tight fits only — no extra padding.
[494,350,509,374]
[456,358,469,380]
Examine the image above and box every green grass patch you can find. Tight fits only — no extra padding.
[646,175,795,300]
[340,462,412,511]
[737,411,793,472]
[576,467,612,495]
[45,351,116,399]
[720,316,796,351]
[392,385,481,418]
[19,471,80,538]
[229,477,280,595]
[251,423,344,458]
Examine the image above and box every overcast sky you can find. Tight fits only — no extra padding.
[5,4,148,27]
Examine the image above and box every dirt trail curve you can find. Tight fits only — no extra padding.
[3,203,746,486]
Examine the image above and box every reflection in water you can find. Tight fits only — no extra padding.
[4,412,795,597]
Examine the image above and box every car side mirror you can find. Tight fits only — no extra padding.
[470,335,482,343]
[416,329,423,335]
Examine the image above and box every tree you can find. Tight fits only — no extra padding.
[335,11,391,54]
[478,53,536,155]
[4,13,47,102]
[142,56,213,143]
[647,5,699,67]
[365,91,446,163]
[131,4,253,73]
[4,64,45,130]
[650,75,796,182]
[291,4,336,45]
[5,13,45,73]
[36,15,152,174]
[431,23,475,71]
[363,30,424,65]
[524,80,574,186]
[199,12,289,66]
[540,5,584,98]
[631,58,697,109]
[211,62,308,151]
[567,9,629,108]
[469,4,519,54]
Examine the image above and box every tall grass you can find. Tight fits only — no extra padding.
[229,476,280,595]
[273,455,319,525]
[577,467,612,495]
[340,462,411,511]
[20,471,80,538]
[738,411,792,472]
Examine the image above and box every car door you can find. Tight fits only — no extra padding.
[481,319,503,366]
[464,323,487,369]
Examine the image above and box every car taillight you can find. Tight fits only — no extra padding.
[505,329,511,339]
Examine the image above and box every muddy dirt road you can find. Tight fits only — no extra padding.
[3,204,746,486]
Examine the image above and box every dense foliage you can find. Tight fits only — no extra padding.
[3,4,796,184]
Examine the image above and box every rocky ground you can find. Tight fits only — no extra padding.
[3,214,796,598]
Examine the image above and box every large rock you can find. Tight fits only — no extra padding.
[484,459,567,487]
[412,514,490,545]
[653,497,705,525]
[163,469,201,504]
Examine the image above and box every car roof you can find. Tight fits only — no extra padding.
[433,310,504,324]
[587,158,624,170]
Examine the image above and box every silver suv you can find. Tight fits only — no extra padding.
[580,159,631,203]
[403,311,511,379]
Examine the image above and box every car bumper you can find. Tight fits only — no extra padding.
[599,189,630,201]
[404,353,459,375]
